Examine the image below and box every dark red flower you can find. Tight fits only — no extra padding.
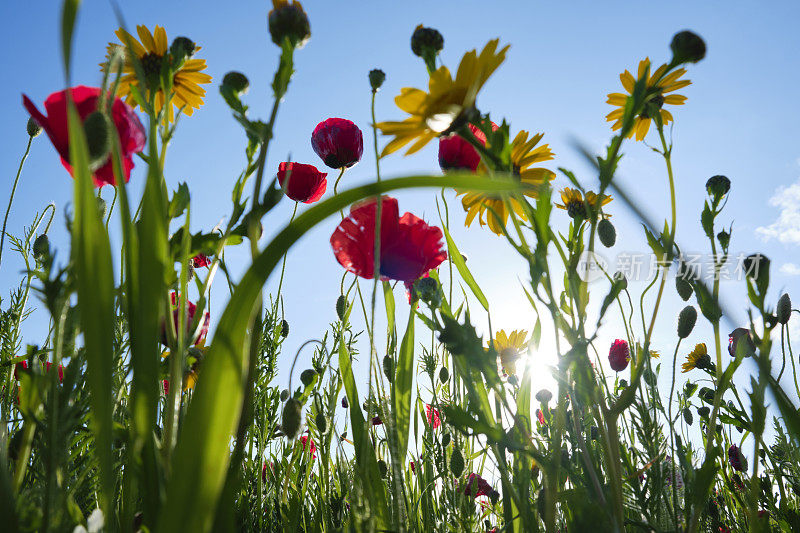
[23,86,146,187]
[162,379,170,396]
[409,461,415,474]
[425,404,441,430]
[13,360,28,380]
[371,415,383,426]
[299,434,317,459]
[464,473,496,499]
[311,118,363,169]
[728,444,747,472]
[536,408,545,425]
[331,196,447,283]
[277,162,328,203]
[728,328,754,357]
[438,123,489,172]
[608,339,630,372]
[160,292,210,347]
[192,254,210,268]
[341,396,349,408]
[45,362,64,383]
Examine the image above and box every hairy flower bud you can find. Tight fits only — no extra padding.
[410,25,444,57]
[705,175,730,202]
[677,305,697,338]
[598,218,616,247]
[450,447,465,476]
[535,389,553,403]
[281,398,302,439]
[777,293,791,325]
[670,30,706,64]
[281,319,290,338]
[27,117,42,138]
[368,69,386,91]
[442,433,451,447]
[315,411,328,435]
[414,276,442,307]
[97,196,107,220]
[280,389,289,402]
[170,36,196,64]
[683,407,694,426]
[300,368,317,387]
[83,111,112,170]
[383,355,394,383]
[268,0,311,49]
[336,295,346,321]
[222,71,250,94]
[697,405,710,418]
[438,366,449,384]
[33,234,50,262]
[377,459,388,478]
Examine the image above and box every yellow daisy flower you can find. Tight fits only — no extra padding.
[459,130,555,235]
[682,343,709,373]
[605,58,690,141]
[376,39,509,157]
[489,329,529,376]
[103,25,212,124]
[555,187,612,220]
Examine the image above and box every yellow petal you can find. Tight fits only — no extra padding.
[136,25,156,53]
[153,26,168,55]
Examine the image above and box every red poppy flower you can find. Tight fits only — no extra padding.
[438,123,487,172]
[464,473,496,499]
[371,415,383,426]
[14,360,28,380]
[45,362,64,383]
[728,444,746,472]
[311,118,363,169]
[425,403,441,430]
[536,408,545,425]
[608,339,630,372]
[192,254,210,268]
[23,86,146,187]
[728,328,754,357]
[331,196,447,283]
[409,461,415,474]
[299,434,317,459]
[277,162,328,203]
[160,292,210,347]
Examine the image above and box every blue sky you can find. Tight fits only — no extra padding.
[2,0,799,440]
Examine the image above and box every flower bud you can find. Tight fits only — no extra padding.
[716,229,730,250]
[222,71,250,94]
[535,389,552,403]
[281,319,290,338]
[728,444,747,472]
[670,30,706,64]
[336,295,346,321]
[315,411,328,435]
[449,447,465,476]
[438,366,449,384]
[27,117,42,138]
[608,339,630,372]
[677,305,697,338]
[82,112,112,170]
[705,175,730,202]
[682,407,694,426]
[697,405,710,418]
[699,387,715,403]
[268,0,311,49]
[777,293,791,325]
[341,396,348,408]
[414,276,441,307]
[97,196,108,220]
[33,234,50,262]
[170,36,196,65]
[280,389,289,401]
[377,459,388,478]
[300,368,317,387]
[728,328,755,357]
[675,276,693,301]
[382,355,394,383]
[281,398,302,439]
[442,433,451,447]
[368,69,386,92]
[597,218,616,247]
[411,25,444,57]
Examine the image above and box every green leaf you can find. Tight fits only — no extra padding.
[67,102,116,522]
[700,202,714,238]
[168,182,191,219]
[60,0,80,79]
[443,226,489,311]
[392,305,415,463]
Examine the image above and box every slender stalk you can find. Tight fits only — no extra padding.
[0,135,34,271]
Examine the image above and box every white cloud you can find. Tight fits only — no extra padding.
[756,178,800,245]
[781,263,800,276]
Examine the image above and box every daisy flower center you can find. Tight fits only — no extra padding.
[141,52,164,78]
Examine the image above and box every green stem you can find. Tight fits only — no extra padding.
[0,136,34,271]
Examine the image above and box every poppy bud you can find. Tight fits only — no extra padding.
[677,305,697,338]
[697,406,710,418]
[377,459,388,478]
[268,0,310,49]
[705,175,730,202]
[33,234,50,262]
[699,387,715,403]
[315,412,328,435]
[728,444,747,472]
[341,396,348,408]
[280,389,289,401]
[222,71,250,94]
[281,398,302,439]
[777,293,791,325]
[608,339,630,372]
[83,111,112,170]
[728,328,755,357]
[414,276,441,307]
[97,196,107,220]
[27,117,42,138]
[670,30,706,64]
[442,433,451,447]
[410,25,444,61]
[438,366,449,383]
[300,369,316,387]
[336,295,346,321]
[170,36,196,65]
[643,368,658,387]
[450,447,465,476]
[675,276,692,302]
[311,118,363,169]
[382,355,394,383]
[368,69,386,91]
[598,218,616,247]
[717,229,730,251]
[535,389,552,403]
[682,407,694,426]
[281,319,289,338]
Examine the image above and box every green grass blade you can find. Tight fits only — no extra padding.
[443,226,489,311]
[392,305,415,463]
